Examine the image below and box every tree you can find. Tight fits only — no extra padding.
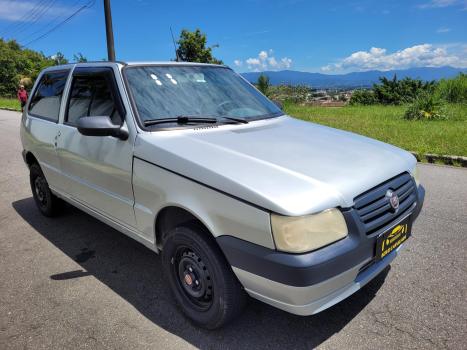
[372,75,436,105]
[0,38,55,96]
[52,52,68,65]
[73,52,88,63]
[350,75,437,105]
[175,29,223,64]
[257,74,270,95]
[349,89,377,105]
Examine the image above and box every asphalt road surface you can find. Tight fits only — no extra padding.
[0,109,466,350]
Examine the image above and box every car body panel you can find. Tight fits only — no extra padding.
[56,123,137,227]
[132,156,275,248]
[20,116,62,188]
[134,115,416,216]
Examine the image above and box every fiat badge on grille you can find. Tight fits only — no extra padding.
[386,190,399,210]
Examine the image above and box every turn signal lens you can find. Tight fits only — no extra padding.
[412,165,420,187]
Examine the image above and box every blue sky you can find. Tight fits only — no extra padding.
[0,0,466,73]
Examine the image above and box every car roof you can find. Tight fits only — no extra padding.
[125,61,225,67]
[44,61,227,72]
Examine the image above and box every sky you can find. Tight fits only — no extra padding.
[0,0,466,73]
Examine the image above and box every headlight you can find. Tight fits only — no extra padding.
[271,208,348,253]
[412,164,420,187]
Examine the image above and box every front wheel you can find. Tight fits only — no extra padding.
[162,224,247,329]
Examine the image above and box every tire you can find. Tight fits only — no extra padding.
[162,224,247,329]
[29,163,62,217]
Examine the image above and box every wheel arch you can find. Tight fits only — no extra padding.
[24,151,39,168]
[155,205,215,250]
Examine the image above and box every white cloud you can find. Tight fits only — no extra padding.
[240,50,293,71]
[0,0,77,22]
[280,57,293,68]
[321,44,467,72]
[268,57,278,67]
[258,50,268,61]
[234,59,243,67]
[437,27,451,33]
[417,0,467,9]
[246,58,261,66]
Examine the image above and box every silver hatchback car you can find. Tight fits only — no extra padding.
[20,61,424,329]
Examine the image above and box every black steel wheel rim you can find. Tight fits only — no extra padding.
[34,176,48,208]
[172,246,213,311]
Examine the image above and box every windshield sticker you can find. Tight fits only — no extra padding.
[165,74,178,84]
[150,74,162,86]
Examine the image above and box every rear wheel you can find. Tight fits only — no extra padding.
[162,224,247,329]
[29,163,62,217]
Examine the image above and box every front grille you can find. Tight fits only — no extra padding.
[354,173,417,235]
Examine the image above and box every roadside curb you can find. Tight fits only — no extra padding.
[0,107,21,112]
[410,152,467,167]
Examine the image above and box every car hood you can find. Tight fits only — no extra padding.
[134,116,416,216]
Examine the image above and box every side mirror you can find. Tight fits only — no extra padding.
[76,116,128,140]
[272,100,283,110]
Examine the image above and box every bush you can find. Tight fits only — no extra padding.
[436,73,467,104]
[268,84,312,103]
[404,92,447,120]
[373,76,436,105]
[349,89,376,105]
[350,75,436,105]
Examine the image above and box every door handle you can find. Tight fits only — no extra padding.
[54,131,61,147]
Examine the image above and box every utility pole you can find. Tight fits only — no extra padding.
[103,0,115,61]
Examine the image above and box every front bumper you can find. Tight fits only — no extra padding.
[217,184,425,315]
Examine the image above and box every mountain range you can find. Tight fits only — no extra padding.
[241,66,466,89]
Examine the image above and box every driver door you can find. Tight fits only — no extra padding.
[56,66,136,228]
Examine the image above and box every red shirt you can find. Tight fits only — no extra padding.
[18,89,28,102]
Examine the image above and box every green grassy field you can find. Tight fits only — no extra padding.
[0,98,20,111]
[284,103,467,156]
[1,96,465,156]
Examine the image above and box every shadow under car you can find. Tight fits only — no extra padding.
[12,197,390,349]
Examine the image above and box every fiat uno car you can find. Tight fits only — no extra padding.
[20,62,425,329]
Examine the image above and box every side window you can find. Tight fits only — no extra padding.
[29,70,69,122]
[66,71,123,126]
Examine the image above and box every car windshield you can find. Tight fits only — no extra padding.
[124,65,283,128]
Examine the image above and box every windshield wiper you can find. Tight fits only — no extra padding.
[219,116,249,124]
[144,115,249,127]
[143,115,218,127]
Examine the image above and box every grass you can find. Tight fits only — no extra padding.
[0,97,21,111]
[284,103,467,156]
[1,95,465,156]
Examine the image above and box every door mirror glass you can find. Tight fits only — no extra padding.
[76,116,128,140]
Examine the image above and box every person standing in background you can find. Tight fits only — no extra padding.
[17,85,28,112]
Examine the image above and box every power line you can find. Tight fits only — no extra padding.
[17,0,84,43]
[11,0,58,39]
[22,0,95,48]
[0,0,50,37]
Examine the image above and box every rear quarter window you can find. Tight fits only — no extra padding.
[29,70,69,122]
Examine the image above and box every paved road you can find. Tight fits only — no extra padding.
[0,109,466,350]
